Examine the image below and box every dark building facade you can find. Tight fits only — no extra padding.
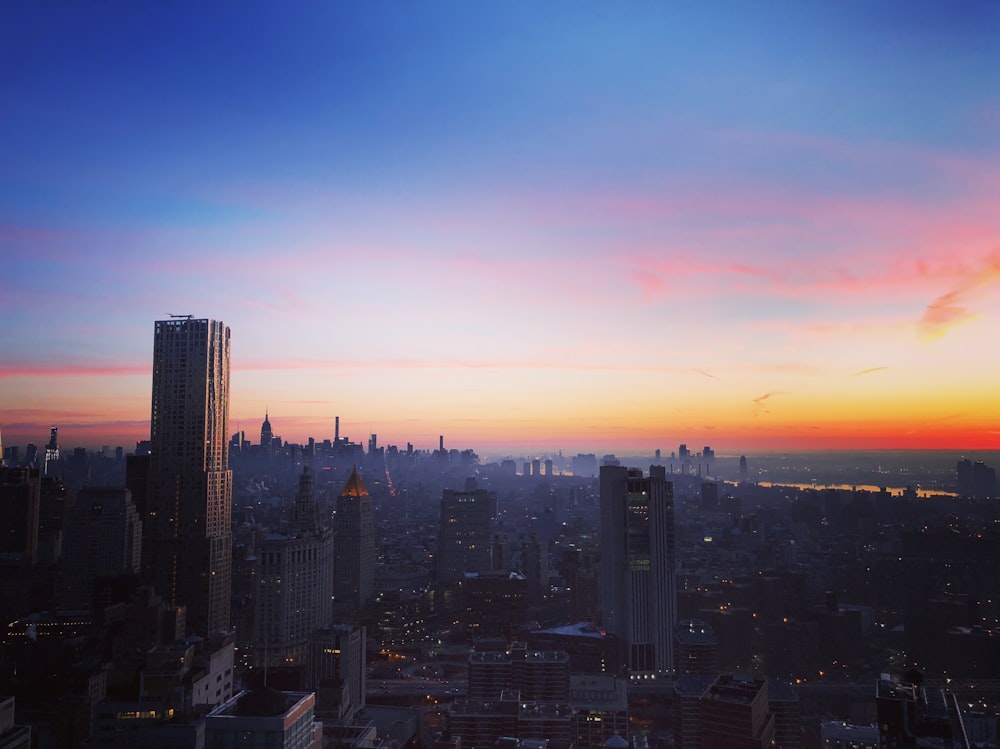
[144,317,232,635]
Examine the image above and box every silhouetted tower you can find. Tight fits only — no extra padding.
[333,466,375,610]
[255,465,334,668]
[145,317,232,635]
[957,459,973,497]
[700,482,719,511]
[44,426,59,476]
[260,411,273,455]
[600,465,676,673]
[293,465,320,530]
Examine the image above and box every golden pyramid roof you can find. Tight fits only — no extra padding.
[340,465,369,497]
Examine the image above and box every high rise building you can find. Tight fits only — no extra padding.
[699,676,776,749]
[145,317,232,635]
[0,467,41,564]
[255,466,335,668]
[307,623,366,723]
[333,466,375,610]
[260,411,273,455]
[58,487,142,609]
[674,619,718,675]
[437,487,496,586]
[599,465,676,674]
[44,426,59,476]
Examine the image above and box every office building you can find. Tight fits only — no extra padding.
[255,467,335,668]
[59,486,142,609]
[145,317,232,635]
[469,644,570,702]
[876,676,970,748]
[205,689,322,749]
[459,570,528,637]
[699,676,775,749]
[437,488,496,586]
[307,623,366,723]
[599,465,676,674]
[0,467,41,564]
[333,466,375,610]
[674,619,718,675]
[570,673,629,749]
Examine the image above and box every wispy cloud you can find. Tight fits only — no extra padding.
[919,249,1000,339]
[0,363,149,379]
[850,366,888,377]
[753,392,784,404]
[752,391,789,416]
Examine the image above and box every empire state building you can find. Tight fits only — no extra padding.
[145,317,232,634]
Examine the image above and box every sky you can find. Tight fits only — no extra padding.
[2,2,999,456]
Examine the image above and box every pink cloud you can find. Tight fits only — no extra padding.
[235,356,701,375]
[918,248,1000,339]
[0,362,149,379]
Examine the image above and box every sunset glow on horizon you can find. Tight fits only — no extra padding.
[2,3,999,455]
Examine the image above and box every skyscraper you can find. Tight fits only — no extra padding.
[0,467,41,564]
[436,487,496,586]
[44,426,59,476]
[333,466,375,611]
[260,411,273,456]
[145,317,232,635]
[255,467,335,668]
[600,465,676,674]
[59,486,142,610]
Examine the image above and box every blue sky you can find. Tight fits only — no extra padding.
[2,2,999,453]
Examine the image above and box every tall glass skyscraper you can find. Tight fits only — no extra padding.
[145,317,232,635]
[600,465,676,674]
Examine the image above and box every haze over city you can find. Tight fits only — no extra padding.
[3,3,1000,453]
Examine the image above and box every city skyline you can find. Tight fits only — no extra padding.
[3,3,1000,453]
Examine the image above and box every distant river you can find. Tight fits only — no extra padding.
[754,481,957,498]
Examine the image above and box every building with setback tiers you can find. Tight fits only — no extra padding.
[255,466,335,668]
[145,317,232,635]
[599,465,676,674]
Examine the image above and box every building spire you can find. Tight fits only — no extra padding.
[293,465,319,530]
